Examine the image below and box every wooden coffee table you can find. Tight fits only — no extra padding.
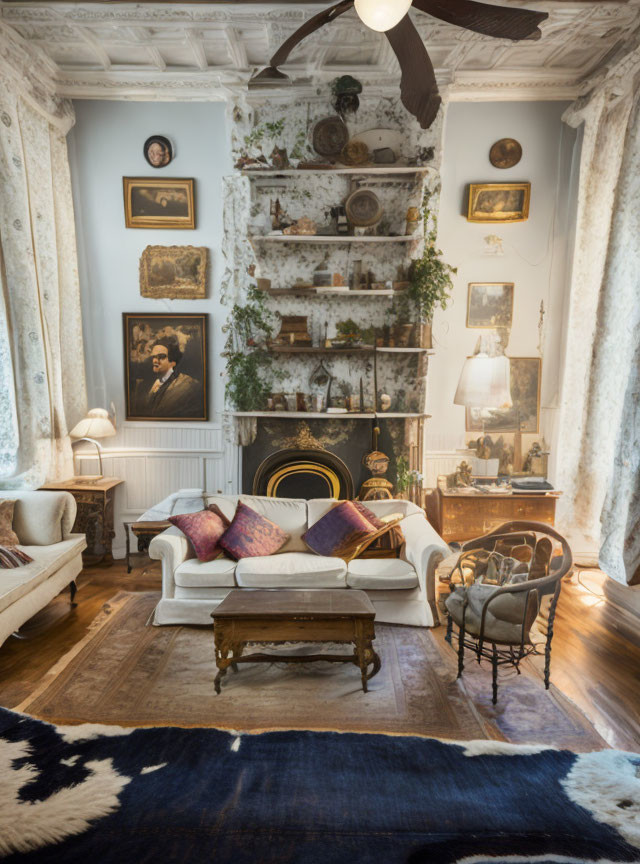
[211,589,381,694]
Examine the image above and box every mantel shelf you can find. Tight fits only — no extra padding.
[249,235,417,244]
[231,411,431,420]
[241,166,432,178]
[268,345,433,355]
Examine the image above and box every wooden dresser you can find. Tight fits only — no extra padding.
[426,487,560,543]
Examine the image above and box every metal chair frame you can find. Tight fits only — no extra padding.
[444,521,572,704]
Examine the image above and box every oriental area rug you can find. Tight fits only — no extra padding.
[15,592,604,752]
[1,705,639,864]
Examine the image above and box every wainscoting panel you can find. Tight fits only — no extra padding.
[75,422,239,558]
[423,451,461,489]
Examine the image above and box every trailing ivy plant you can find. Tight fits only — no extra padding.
[407,188,457,323]
[222,285,281,412]
[396,455,411,493]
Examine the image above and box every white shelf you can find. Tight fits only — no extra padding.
[250,235,417,244]
[266,288,400,297]
[231,411,430,420]
[241,166,432,177]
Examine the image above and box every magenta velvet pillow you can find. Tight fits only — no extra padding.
[168,506,230,562]
[302,500,376,559]
[218,501,289,560]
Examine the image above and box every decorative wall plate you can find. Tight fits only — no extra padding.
[312,116,349,157]
[345,189,383,226]
[489,138,523,169]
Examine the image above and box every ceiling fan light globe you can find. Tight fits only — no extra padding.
[354,0,413,32]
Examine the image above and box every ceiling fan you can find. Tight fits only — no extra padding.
[249,0,548,129]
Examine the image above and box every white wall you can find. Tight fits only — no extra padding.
[425,100,577,482]
[68,100,237,553]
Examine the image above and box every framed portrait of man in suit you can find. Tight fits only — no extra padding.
[123,313,208,421]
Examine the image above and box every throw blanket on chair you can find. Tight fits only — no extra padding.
[1,706,638,863]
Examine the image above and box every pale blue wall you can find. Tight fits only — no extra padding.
[68,100,232,426]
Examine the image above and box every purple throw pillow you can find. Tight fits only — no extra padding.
[352,500,385,529]
[169,507,230,562]
[302,500,376,559]
[218,501,289,560]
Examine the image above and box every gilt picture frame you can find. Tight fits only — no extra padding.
[467,182,530,223]
[123,177,195,229]
[466,356,541,433]
[123,312,208,421]
[139,246,208,299]
[467,282,514,329]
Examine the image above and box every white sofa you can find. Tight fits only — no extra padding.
[149,495,450,628]
[0,490,86,648]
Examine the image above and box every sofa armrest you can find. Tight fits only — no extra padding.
[149,526,192,600]
[400,513,450,624]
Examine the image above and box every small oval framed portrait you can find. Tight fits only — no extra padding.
[143,135,173,169]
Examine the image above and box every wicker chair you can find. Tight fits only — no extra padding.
[444,521,572,704]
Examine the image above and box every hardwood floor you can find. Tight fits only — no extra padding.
[1,558,638,751]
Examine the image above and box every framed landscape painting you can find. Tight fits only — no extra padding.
[123,177,195,229]
[466,357,541,433]
[467,282,514,328]
[123,313,208,421]
[467,182,530,223]
[139,245,208,299]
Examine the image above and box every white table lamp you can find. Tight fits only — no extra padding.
[69,408,116,482]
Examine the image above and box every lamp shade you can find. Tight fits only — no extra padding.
[354,0,413,32]
[69,408,116,440]
[453,355,512,409]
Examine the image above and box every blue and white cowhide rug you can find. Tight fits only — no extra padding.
[1,705,638,864]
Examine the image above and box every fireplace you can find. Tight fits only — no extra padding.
[240,417,422,502]
[252,448,353,499]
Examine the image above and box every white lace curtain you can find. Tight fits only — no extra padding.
[556,65,640,585]
[0,85,87,489]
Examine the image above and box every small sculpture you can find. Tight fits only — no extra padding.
[331,75,362,117]
[447,460,473,489]
[270,146,289,170]
[283,216,317,236]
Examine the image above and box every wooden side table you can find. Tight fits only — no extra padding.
[40,478,123,566]
[426,486,561,544]
[124,520,171,573]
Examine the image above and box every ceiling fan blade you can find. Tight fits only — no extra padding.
[385,14,441,129]
[270,0,354,68]
[413,0,547,41]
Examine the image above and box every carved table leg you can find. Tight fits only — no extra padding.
[230,642,244,674]
[214,626,234,694]
[100,490,116,567]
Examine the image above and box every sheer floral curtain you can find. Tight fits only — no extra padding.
[556,51,640,585]
[0,62,87,489]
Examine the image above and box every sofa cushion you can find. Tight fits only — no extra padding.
[0,500,19,546]
[219,502,289,560]
[10,491,70,545]
[302,501,376,561]
[174,557,237,588]
[347,558,418,590]
[0,537,85,615]
[169,507,230,562]
[240,496,308,553]
[235,552,347,588]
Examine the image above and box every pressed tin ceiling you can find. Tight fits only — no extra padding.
[1,0,639,99]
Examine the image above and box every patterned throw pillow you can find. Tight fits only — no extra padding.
[0,546,33,568]
[169,506,230,563]
[0,499,19,547]
[219,501,289,560]
[302,500,378,561]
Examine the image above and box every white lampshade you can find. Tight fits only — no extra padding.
[454,355,512,409]
[69,408,116,440]
[354,0,413,32]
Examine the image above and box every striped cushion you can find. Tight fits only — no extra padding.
[0,546,33,568]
